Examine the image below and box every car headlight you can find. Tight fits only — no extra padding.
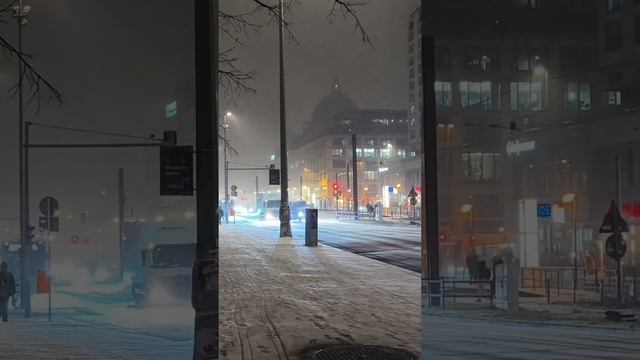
[265,213,275,220]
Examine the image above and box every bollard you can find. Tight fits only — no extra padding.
[305,208,318,247]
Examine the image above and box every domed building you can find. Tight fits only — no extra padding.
[288,80,409,211]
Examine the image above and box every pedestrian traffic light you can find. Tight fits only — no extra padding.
[332,183,339,191]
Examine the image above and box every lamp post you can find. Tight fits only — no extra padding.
[13,0,31,318]
[461,203,474,251]
[562,192,577,304]
[221,112,231,224]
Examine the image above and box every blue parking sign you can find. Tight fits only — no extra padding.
[537,203,551,218]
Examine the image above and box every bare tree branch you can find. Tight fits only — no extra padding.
[327,0,372,45]
[0,34,62,113]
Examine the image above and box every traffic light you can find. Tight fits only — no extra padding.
[162,130,177,146]
[28,225,35,245]
[332,183,339,191]
[332,183,339,198]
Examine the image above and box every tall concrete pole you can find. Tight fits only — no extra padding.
[352,134,359,220]
[16,0,31,318]
[278,0,292,237]
[192,0,219,358]
[223,119,229,224]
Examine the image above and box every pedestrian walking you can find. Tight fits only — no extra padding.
[0,261,16,322]
[476,259,491,302]
[466,249,479,282]
[217,206,224,225]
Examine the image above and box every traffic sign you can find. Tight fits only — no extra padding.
[599,201,629,234]
[39,197,59,216]
[160,146,194,196]
[38,217,59,232]
[410,197,418,206]
[537,203,552,218]
[605,233,627,260]
[408,186,418,198]
[269,168,280,185]
[231,185,237,192]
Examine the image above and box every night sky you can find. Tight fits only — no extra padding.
[0,0,417,251]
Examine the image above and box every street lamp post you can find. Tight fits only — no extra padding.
[222,112,231,224]
[14,0,31,318]
[563,192,578,304]
[461,203,474,251]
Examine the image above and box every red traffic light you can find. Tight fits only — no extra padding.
[332,183,339,190]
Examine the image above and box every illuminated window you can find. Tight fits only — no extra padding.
[608,90,622,106]
[397,149,407,158]
[332,148,343,157]
[565,83,591,111]
[462,152,502,181]
[460,81,492,110]
[380,148,391,158]
[510,82,542,111]
[363,148,376,158]
[364,171,376,181]
[434,81,453,107]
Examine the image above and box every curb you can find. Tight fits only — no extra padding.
[425,311,638,332]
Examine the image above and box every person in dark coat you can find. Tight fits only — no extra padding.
[0,261,16,322]
[466,249,479,281]
[217,206,224,225]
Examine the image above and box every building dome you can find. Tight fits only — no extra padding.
[311,78,358,124]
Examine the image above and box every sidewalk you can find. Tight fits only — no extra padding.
[423,288,640,331]
[219,226,421,359]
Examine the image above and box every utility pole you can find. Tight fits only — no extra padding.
[421,1,440,306]
[118,168,125,281]
[223,113,230,224]
[352,134,359,220]
[256,176,259,210]
[14,0,31,318]
[192,0,219,358]
[278,0,291,238]
[23,119,31,317]
[615,156,622,303]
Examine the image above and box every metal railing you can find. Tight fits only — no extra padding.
[424,279,495,309]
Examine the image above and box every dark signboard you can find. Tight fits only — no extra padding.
[160,146,194,196]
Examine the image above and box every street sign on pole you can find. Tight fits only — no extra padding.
[599,201,629,234]
[537,203,552,218]
[269,168,280,185]
[159,146,194,196]
[39,197,58,217]
[606,233,627,260]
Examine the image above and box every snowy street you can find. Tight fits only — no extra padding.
[422,316,640,359]
[229,214,421,272]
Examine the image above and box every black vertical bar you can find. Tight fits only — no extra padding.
[615,156,622,303]
[278,0,292,237]
[421,1,440,305]
[23,120,31,317]
[193,0,219,358]
[352,134,359,220]
[118,168,125,281]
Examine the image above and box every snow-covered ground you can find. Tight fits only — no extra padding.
[218,226,420,359]
[7,223,420,359]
